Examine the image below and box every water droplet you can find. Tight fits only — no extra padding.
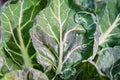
[64,43,67,47]
[76,34,79,37]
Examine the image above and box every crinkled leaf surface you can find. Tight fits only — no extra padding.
[0,0,47,74]
[97,46,120,79]
[1,68,48,80]
[74,0,107,61]
[74,0,107,20]
[30,0,97,78]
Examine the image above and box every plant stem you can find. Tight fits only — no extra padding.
[18,29,32,68]
[56,0,64,74]
[57,25,63,74]
[18,0,32,68]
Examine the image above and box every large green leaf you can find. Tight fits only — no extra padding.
[0,0,47,74]
[99,0,120,46]
[97,1,120,79]
[30,0,98,79]
[96,46,120,80]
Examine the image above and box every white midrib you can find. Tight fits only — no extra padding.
[18,1,32,68]
[99,14,120,45]
[17,29,32,68]
[56,0,64,74]
[57,24,63,74]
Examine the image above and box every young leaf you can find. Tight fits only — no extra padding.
[0,0,47,72]
[74,0,107,21]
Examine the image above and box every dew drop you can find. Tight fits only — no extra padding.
[64,43,67,47]
[76,34,79,37]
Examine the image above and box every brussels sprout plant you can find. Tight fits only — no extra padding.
[0,0,120,80]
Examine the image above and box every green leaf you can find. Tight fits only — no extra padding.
[0,0,47,73]
[74,0,107,21]
[96,46,120,79]
[60,68,76,79]
[30,0,97,77]
[71,62,109,80]
[99,0,120,46]
[97,0,120,79]
[111,59,120,80]
[1,68,48,80]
